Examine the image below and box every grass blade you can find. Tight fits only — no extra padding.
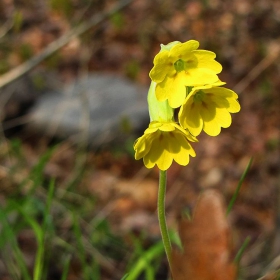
[227,157,253,215]
[126,241,164,280]
[0,206,32,280]
[234,236,251,265]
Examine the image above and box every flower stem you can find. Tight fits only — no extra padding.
[158,170,172,266]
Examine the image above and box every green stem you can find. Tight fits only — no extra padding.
[158,170,172,266]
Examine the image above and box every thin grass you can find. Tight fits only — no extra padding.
[227,157,253,215]
[125,241,165,280]
[0,139,131,279]
[0,207,32,280]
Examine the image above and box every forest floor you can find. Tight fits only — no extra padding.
[0,0,279,279]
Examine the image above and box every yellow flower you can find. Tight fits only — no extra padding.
[149,40,222,108]
[178,82,241,136]
[134,121,196,171]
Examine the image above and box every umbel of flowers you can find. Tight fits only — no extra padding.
[134,40,240,171]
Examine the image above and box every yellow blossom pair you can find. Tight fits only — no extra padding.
[134,40,240,170]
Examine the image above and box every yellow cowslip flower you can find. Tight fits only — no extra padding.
[149,40,222,108]
[134,121,196,171]
[178,82,241,136]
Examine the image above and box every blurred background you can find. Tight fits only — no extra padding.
[0,0,279,279]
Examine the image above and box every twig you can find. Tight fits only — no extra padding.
[0,0,134,89]
[234,42,280,94]
[0,18,14,40]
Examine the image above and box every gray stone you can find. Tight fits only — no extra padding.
[27,73,149,147]
[0,73,46,122]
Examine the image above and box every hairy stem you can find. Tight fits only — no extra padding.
[158,170,172,266]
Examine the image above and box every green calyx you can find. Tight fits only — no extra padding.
[193,90,205,102]
[174,59,186,72]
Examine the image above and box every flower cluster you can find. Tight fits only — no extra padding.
[134,121,196,171]
[134,40,240,170]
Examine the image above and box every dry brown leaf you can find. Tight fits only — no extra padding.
[171,189,236,280]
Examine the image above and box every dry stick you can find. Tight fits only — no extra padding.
[0,18,14,39]
[0,0,134,89]
[234,44,280,94]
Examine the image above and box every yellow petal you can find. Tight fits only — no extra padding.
[180,53,198,69]
[149,51,174,83]
[145,125,160,134]
[170,40,199,59]
[204,87,240,113]
[159,123,176,132]
[202,118,221,136]
[174,149,190,166]
[192,81,226,90]
[193,50,222,73]
[144,134,173,170]
[215,107,232,128]
[155,78,170,102]
[199,106,220,136]
[199,100,222,136]
[226,97,241,113]
[206,94,231,109]
[179,98,203,136]
[172,122,198,142]
[209,87,238,99]
[157,135,175,170]
[134,133,156,159]
[199,99,216,122]
[134,135,145,152]
[143,155,156,169]
[156,72,187,108]
[185,68,220,86]
[165,132,181,154]
[173,132,194,165]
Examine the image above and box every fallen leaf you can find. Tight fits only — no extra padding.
[171,189,236,280]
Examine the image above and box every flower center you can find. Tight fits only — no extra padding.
[174,59,186,72]
[193,90,205,102]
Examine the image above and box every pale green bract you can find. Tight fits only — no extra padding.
[147,81,174,122]
[160,41,180,51]
[147,42,178,122]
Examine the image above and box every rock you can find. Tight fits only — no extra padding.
[0,72,58,135]
[0,74,44,121]
[27,73,149,147]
